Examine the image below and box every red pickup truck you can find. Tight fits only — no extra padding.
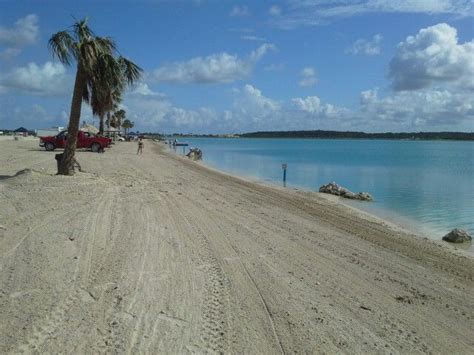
[39,131,112,152]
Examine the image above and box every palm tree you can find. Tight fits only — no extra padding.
[105,99,121,134]
[49,18,142,175]
[91,56,133,135]
[114,109,126,134]
[91,87,120,135]
[122,119,134,137]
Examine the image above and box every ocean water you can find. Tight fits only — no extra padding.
[172,138,474,249]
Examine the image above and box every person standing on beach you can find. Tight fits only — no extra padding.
[137,137,144,154]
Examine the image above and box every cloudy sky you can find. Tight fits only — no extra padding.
[0,0,473,133]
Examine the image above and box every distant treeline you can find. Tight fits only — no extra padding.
[240,130,474,141]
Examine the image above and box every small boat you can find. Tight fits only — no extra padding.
[171,139,188,147]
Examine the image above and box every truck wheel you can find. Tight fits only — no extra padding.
[45,142,55,151]
[91,143,101,153]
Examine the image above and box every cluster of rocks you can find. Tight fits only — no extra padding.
[319,181,472,245]
[442,228,472,243]
[319,182,373,201]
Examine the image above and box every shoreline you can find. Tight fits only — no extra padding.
[1,138,473,353]
[167,142,474,256]
[161,141,474,276]
[170,136,474,142]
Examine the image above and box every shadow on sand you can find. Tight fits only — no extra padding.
[0,169,36,181]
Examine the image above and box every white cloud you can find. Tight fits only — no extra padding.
[346,34,383,55]
[164,107,218,128]
[0,14,39,59]
[129,83,166,97]
[154,54,248,84]
[269,5,282,16]
[230,84,290,131]
[0,61,71,96]
[100,82,474,133]
[234,84,280,116]
[153,44,276,84]
[272,0,473,28]
[0,14,38,46]
[366,0,472,15]
[249,43,277,61]
[299,67,317,86]
[389,23,474,91]
[292,96,321,113]
[290,88,473,131]
[358,88,474,129]
[115,80,474,133]
[360,88,379,105]
[230,5,250,17]
[229,85,349,132]
[292,95,346,118]
[123,85,223,132]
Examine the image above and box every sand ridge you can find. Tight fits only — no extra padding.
[0,138,473,353]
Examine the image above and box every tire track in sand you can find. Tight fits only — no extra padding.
[163,193,230,354]
[15,187,112,353]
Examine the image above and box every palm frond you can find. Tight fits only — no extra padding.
[118,57,143,85]
[95,36,116,54]
[89,54,127,119]
[73,18,93,42]
[80,38,118,75]
[48,31,75,65]
[95,53,123,87]
[82,42,104,73]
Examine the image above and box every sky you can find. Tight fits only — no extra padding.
[0,0,473,134]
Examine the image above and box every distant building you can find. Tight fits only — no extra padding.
[14,127,28,133]
[103,127,121,140]
[14,127,29,136]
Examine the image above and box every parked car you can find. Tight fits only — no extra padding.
[39,130,112,152]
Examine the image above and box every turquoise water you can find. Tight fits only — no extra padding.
[172,138,474,248]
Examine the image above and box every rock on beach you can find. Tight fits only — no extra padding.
[442,229,472,243]
[319,182,373,201]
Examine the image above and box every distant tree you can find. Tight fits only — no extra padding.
[91,85,121,135]
[122,119,134,136]
[49,18,142,175]
[105,101,120,133]
[113,109,126,133]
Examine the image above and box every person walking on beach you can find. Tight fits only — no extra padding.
[137,137,144,154]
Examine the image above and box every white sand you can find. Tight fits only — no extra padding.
[1,138,473,353]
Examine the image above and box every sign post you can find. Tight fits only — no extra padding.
[282,163,287,187]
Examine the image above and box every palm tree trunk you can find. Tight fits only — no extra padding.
[58,63,87,175]
[99,113,105,135]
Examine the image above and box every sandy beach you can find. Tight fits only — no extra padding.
[1,137,473,354]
